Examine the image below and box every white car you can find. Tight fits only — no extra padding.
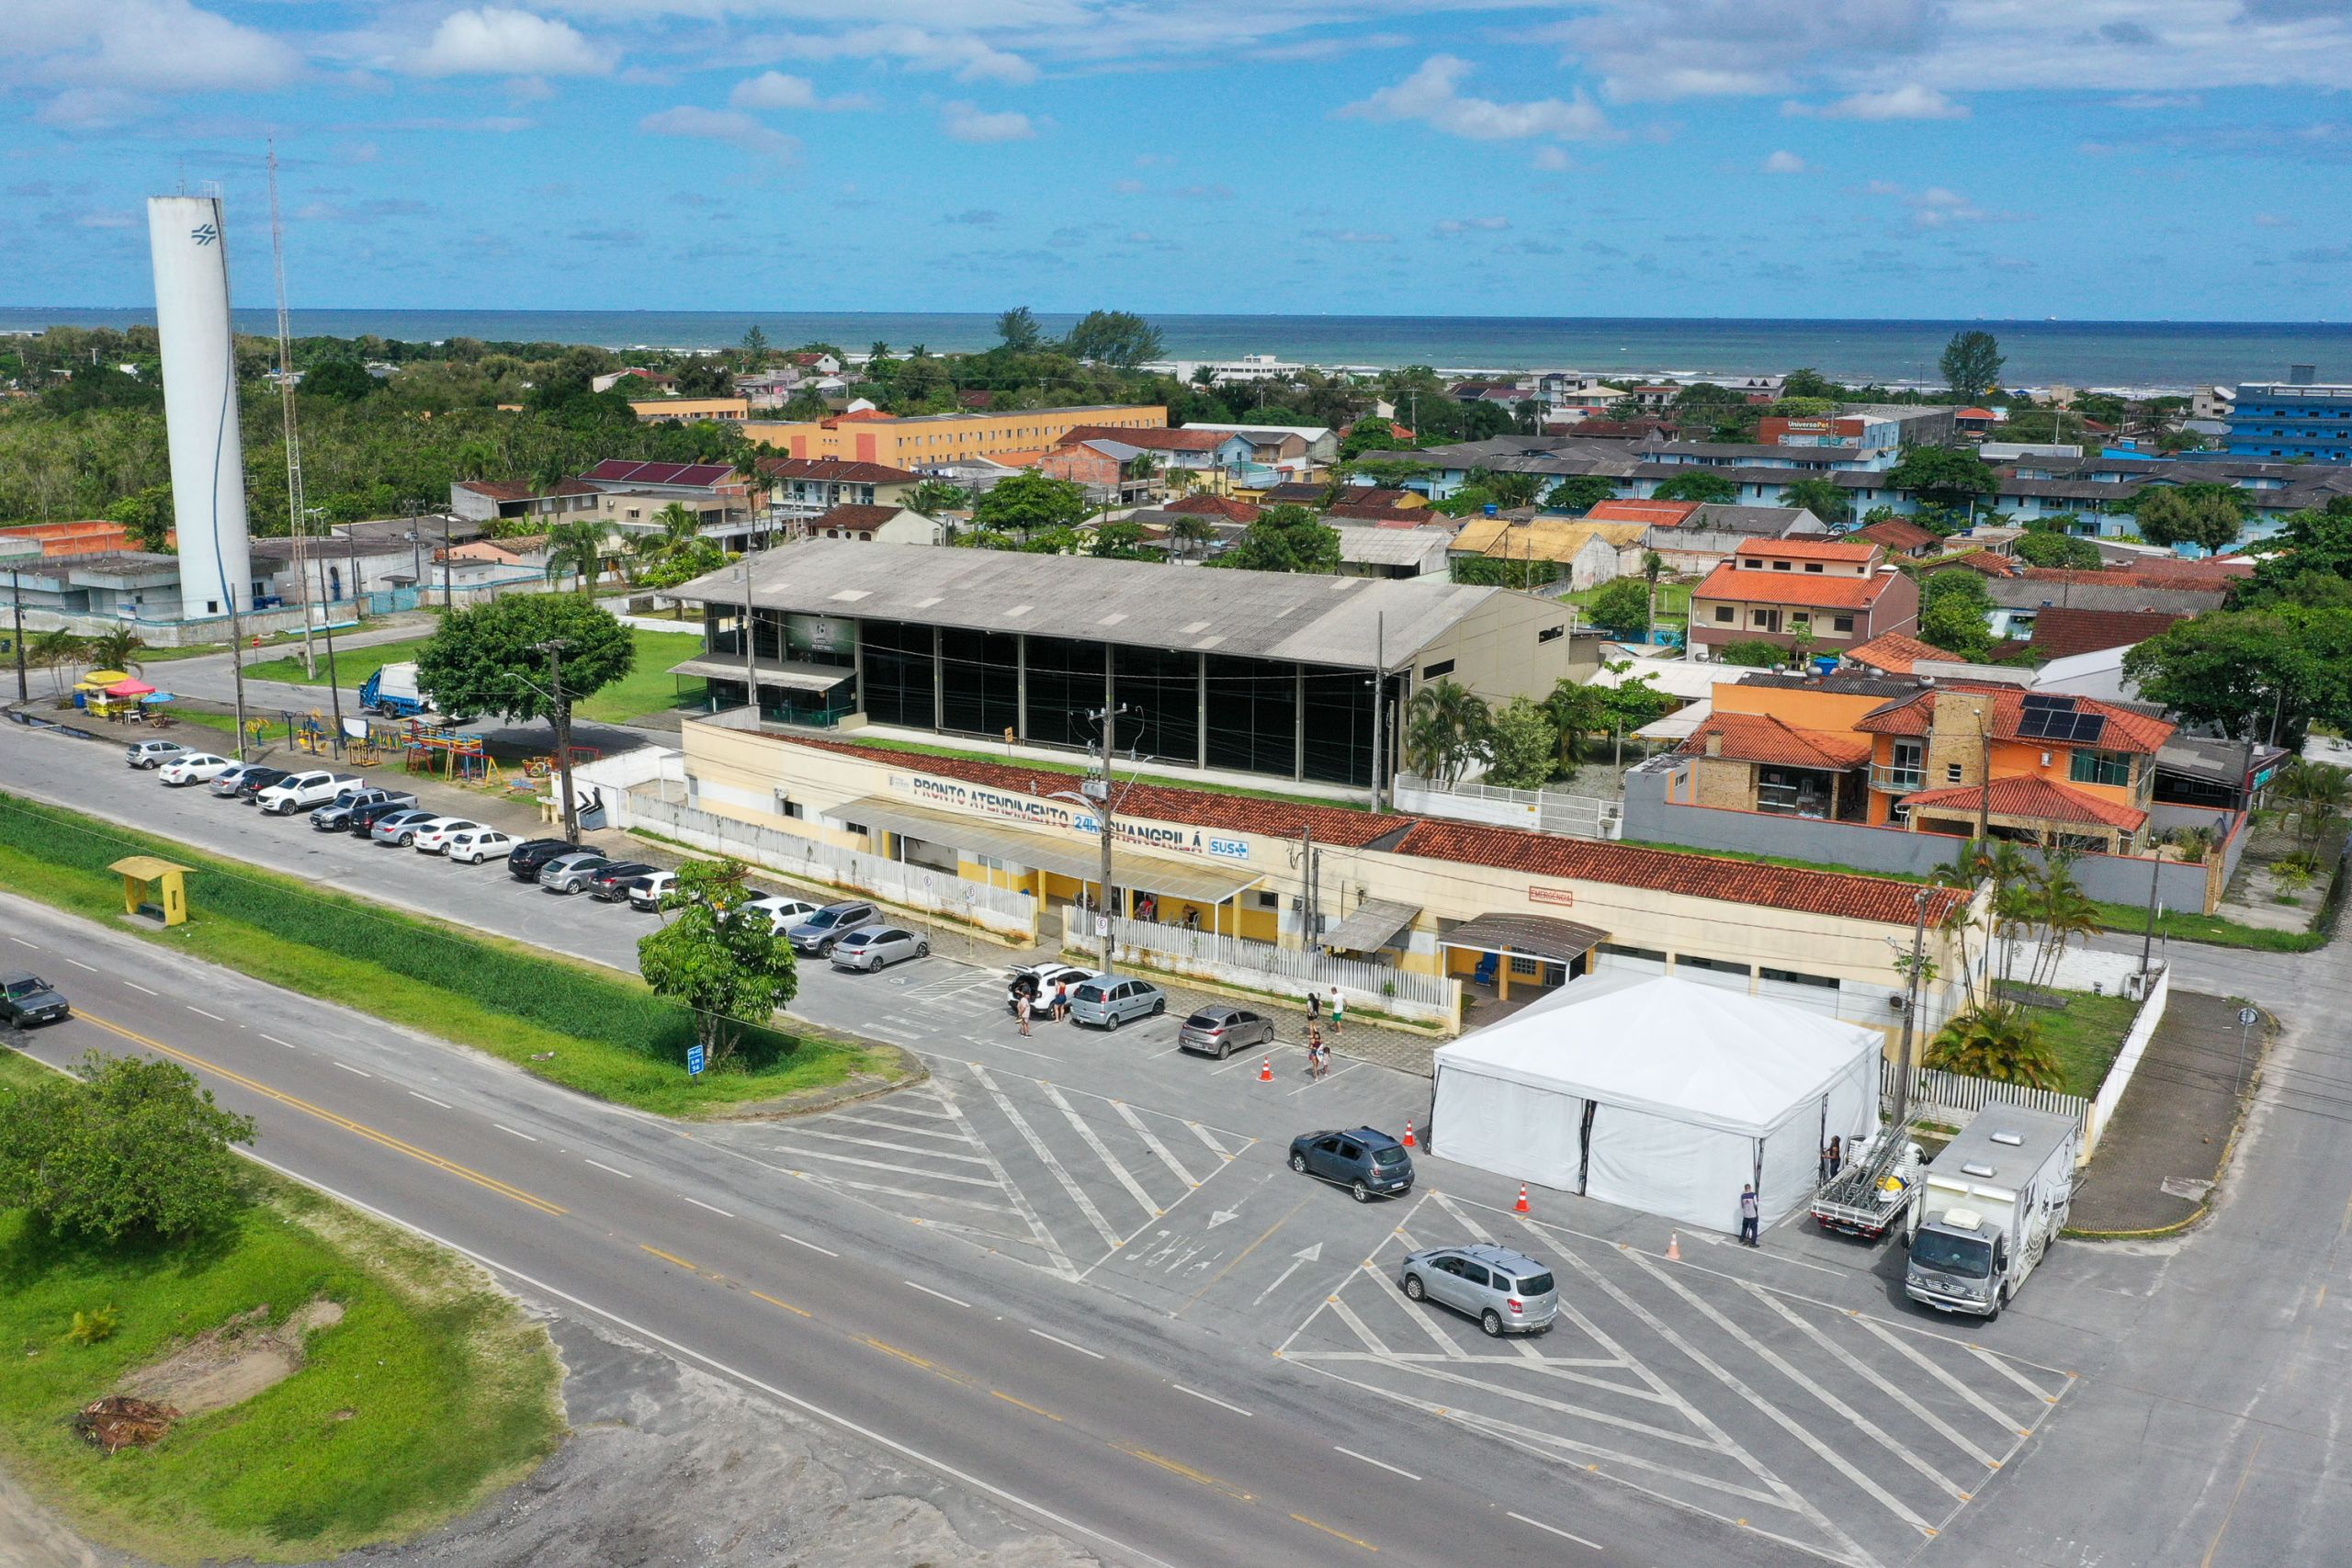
[626,870,678,911]
[156,752,234,786]
[443,828,515,865]
[747,893,820,933]
[408,817,480,854]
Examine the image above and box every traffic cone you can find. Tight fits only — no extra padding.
[1259,1056,1273,1082]
[1514,1184,1530,1213]
[1667,1231,1681,1262]
[1402,1120,1416,1148]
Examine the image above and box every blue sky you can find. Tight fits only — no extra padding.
[2,0,2348,319]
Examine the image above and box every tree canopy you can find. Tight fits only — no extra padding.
[2131,484,2248,555]
[2012,531,2104,569]
[2122,605,2352,742]
[1060,310,1164,369]
[1481,696,1559,789]
[0,1052,255,1240]
[1778,477,1852,526]
[1544,474,1617,513]
[1939,331,2005,400]
[416,593,635,720]
[1887,446,1996,508]
[972,471,1091,541]
[636,858,799,1071]
[1586,576,1652,637]
[1649,470,1738,505]
[995,306,1044,353]
[1917,570,1997,660]
[1209,503,1341,573]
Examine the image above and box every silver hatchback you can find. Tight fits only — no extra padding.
[828,924,931,972]
[1066,976,1165,1031]
[1399,1243,1559,1337]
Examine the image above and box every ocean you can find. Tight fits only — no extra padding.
[3,307,2343,391]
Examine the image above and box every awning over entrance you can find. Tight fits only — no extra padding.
[669,656,852,693]
[1321,897,1419,953]
[835,795,1263,906]
[1442,911,1609,964]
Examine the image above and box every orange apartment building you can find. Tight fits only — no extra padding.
[1675,672,2175,852]
[741,405,1168,467]
[0,520,143,558]
[1689,537,1919,656]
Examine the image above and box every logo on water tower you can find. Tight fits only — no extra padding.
[190,223,219,246]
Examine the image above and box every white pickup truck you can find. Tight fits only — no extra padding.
[252,770,365,816]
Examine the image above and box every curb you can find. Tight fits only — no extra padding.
[2065,1008,2270,1243]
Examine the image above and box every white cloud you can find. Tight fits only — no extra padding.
[729,71,871,111]
[1872,181,2025,228]
[1787,83,1966,118]
[1761,149,1808,173]
[941,101,1035,142]
[1547,0,1936,102]
[1306,229,1396,244]
[2112,92,2201,109]
[9,0,300,96]
[1532,146,1577,172]
[1113,177,1146,194]
[1339,55,1609,142]
[639,105,797,161]
[34,86,149,127]
[1434,215,1510,235]
[775,25,1035,85]
[413,9,608,77]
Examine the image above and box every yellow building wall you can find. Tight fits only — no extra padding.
[741,406,1168,466]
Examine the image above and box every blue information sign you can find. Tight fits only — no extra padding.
[686,1044,706,1077]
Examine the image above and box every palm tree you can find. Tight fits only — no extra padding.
[1924,1004,2064,1089]
[28,629,87,698]
[868,341,891,362]
[1404,679,1492,786]
[730,448,773,546]
[628,502,703,581]
[1167,513,1216,561]
[85,626,146,676]
[542,520,608,592]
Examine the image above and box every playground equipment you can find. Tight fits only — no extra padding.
[392,721,502,785]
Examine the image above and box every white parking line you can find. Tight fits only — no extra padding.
[1507,1512,1600,1550]
[1334,1445,1420,1481]
[905,1280,972,1309]
[1027,1328,1103,1359]
[123,981,156,995]
[582,1158,632,1179]
[331,1061,372,1077]
[1043,1082,1161,1219]
[494,1124,538,1143]
[1288,1061,1364,1095]
[1744,1282,2001,1470]
[7,937,36,949]
[1187,1122,1235,1159]
[935,1085,1076,1279]
[65,958,97,972]
[187,1005,225,1021]
[777,1231,839,1258]
[974,1064,1125,1255]
[1172,1385,1252,1417]
[682,1196,735,1218]
[1113,1100,1200,1188]
[408,1091,453,1109]
[260,1033,299,1050]
[1852,1316,2028,1431]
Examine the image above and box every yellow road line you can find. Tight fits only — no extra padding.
[1290,1513,1378,1551]
[1110,1441,1255,1502]
[640,1245,699,1272]
[750,1289,812,1319]
[76,1007,565,1216]
[991,1390,1063,1422]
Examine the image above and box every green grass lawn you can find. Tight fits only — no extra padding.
[2087,898,2326,953]
[0,795,907,1118]
[2033,991,2143,1097]
[243,628,704,725]
[0,1097,561,1563]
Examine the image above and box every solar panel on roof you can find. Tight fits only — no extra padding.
[2070,714,2107,744]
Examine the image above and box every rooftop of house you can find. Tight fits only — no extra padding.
[1693,563,1905,609]
[1057,424,1232,454]
[763,403,1159,428]
[1857,683,2175,754]
[583,459,737,488]
[1982,577,2228,614]
[455,478,600,502]
[1733,536,1880,563]
[811,503,916,534]
[1447,516,1647,562]
[1899,775,2147,830]
[1918,550,2021,578]
[1327,502,1442,525]
[1851,518,1940,551]
[1164,493,1260,522]
[1690,504,1828,537]
[2025,607,2188,660]
[755,457,922,484]
[1679,710,1874,770]
[1735,670,1927,698]
[1588,498,1702,527]
[1840,631,1959,675]
[1329,525,1453,568]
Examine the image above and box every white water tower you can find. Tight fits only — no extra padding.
[146,192,253,622]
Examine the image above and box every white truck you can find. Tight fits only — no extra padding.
[252,771,364,816]
[1905,1106,2078,1323]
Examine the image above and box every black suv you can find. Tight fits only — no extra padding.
[508,839,582,880]
[231,767,289,801]
[1289,1127,1415,1203]
[586,861,659,901]
[347,796,424,837]
[0,971,71,1028]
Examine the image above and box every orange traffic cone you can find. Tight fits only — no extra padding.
[1667,1231,1681,1262]
[1259,1056,1273,1082]
[1402,1120,1416,1148]
[1514,1184,1530,1213]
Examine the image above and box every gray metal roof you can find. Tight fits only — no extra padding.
[673,537,1506,665]
[1329,525,1453,568]
[1984,579,2229,615]
[1690,504,1826,536]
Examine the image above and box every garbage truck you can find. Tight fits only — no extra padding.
[1904,1106,2078,1322]
[360,662,434,717]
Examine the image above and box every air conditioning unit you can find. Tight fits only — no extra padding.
[1888,994,1910,1013]
[1290,896,1306,911]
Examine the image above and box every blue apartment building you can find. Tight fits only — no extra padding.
[2226,368,2352,464]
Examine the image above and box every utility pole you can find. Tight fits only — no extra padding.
[2138,839,2163,977]
[537,637,580,845]
[1974,709,1993,846]
[739,554,757,714]
[1891,887,1929,1131]
[266,141,315,680]
[1368,610,1386,814]
[441,512,453,612]
[226,582,252,762]
[8,567,25,703]
[307,507,344,755]
[1080,701,1136,978]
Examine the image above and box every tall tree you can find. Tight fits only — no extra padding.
[1403,679,1492,785]
[2123,605,2352,743]
[1544,474,1617,513]
[541,518,610,591]
[1208,503,1341,573]
[1650,470,1738,505]
[1917,570,1997,660]
[971,471,1090,543]
[1887,446,1996,515]
[2132,484,2247,556]
[105,483,175,552]
[636,858,798,1072]
[995,307,1043,353]
[905,479,972,519]
[1778,477,1852,526]
[1481,696,1559,788]
[739,324,769,368]
[1060,310,1166,369]
[1585,576,1653,637]
[0,1052,255,1240]
[1939,331,2005,400]
[415,593,635,720]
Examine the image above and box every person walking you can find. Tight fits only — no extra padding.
[1330,992,1345,1035]
[1306,1023,1328,1081]
[1737,1184,1760,1247]
[1307,991,1323,1028]
[1017,992,1033,1037]
[1827,1135,1843,1179]
[1052,980,1070,1023]
[1820,1139,1836,1186]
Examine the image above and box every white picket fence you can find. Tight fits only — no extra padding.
[613,788,1038,941]
[1060,907,1459,1028]
[1391,773,1623,840]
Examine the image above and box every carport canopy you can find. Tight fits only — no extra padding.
[1321,897,1419,953]
[835,795,1262,906]
[668,656,853,693]
[1442,911,1609,965]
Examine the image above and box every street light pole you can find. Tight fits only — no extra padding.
[536,637,580,845]
[8,567,26,703]
[308,508,344,756]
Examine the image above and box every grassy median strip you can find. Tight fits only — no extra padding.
[2086,898,2326,953]
[0,1089,562,1564]
[0,793,905,1118]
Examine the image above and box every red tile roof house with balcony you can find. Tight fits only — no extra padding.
[1689,538,1919,656]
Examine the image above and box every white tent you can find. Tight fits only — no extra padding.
[1430,973,1883,1234]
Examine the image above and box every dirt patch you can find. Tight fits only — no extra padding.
[73,1398,179,1456]
[115,1299,345,1420]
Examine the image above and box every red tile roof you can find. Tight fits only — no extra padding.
[1166,493,1260,522]
[1857,684,2174,753]
[583,459,735,488]
[1842,632,1956,675]
[1899,775,2147,830]
[824,409,896,423]
[1920,550,2018,577]
[1396,820,1971,928]
[1851,518,1939,551]
[813,503,911,534]
[1735,537,1881,563]
[1588,498,1700,527]
[2026,607,2187,660]
[2022,564,2244,592]
[1059,424,1228,453]
[1953,407,1997,421]
[756,457,921,484]
[1693,563,1901,610]
[1329,502,1442,525]
[1679,711,1873,770]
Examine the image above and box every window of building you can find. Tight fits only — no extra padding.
[1206,654,1298,778]
[1599,942,1668,964]
[1253,889,1281,910]
[1116,643,1202,764]
[1772,559,1792,570]
[1714,605,1736,623]
[1759,966,1838,989]
[860,618,936,729]
[1751,610,1772,627]
[1740,558,1761,570]
[1804,562,1823,572]
[2070,749,2132,787]
[1946,761,1964,784]
[1832,615,1854,632]
[940,626,1020,740]
[774,792,803,819]
[1676,954,1751,977]
[1537,626,1565,644]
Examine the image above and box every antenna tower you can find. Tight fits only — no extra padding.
[267,142,315,675]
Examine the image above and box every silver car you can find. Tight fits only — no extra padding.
[537,851,613,894]
[368,808,441,847]
[828,924,930,973]
[1177,1004,1276,1058]
[1399,1243,1559,1337]
[1066,976,1166,1031]
[125,739,187,769]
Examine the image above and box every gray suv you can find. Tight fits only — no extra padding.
[786,901,877,957]
[537,852,613,894]
[1067,976,1165,1031]
[1399,1244,1560,1337]
[1289,1127,1414,1202]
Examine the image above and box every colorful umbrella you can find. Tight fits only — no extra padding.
[78,670,130,689]
[139,692,175,705]
[105,679,157,698]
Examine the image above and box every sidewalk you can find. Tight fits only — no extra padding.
[2069,987,2265,1234]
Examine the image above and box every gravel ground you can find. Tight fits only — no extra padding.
[1,1312,1100,1568]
